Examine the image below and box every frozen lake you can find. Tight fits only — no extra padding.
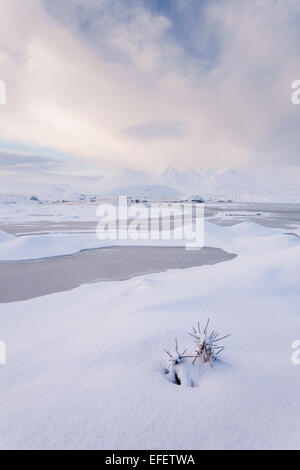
[206,202,300,228]
[0,246,235,303]
[0,202,299,303]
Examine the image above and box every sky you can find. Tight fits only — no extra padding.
[0,0,300,181]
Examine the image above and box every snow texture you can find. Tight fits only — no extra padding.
[1,221,300,449]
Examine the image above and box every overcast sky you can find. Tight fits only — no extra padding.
[0,0,300,175]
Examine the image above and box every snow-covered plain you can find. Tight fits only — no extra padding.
[2,166,300,211]
[0,219,297,261]
[0,230,200,261]
[0,230,99,260]
[1,216,300,449]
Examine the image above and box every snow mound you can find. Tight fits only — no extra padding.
[0,233,107,261]
[0,229,14,243]
[0,220,298,262]
[1,220,300,449]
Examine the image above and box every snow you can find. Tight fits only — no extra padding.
[0,223,200,260]
[1,220,300,449]
[102,184,183,200]
[0,232,105,261]
[161,166,300,202]
[0,231,190,261]
[0,218,296,262]
[2,166,300,206]
[0,229,14,243]
[0,180,89,203]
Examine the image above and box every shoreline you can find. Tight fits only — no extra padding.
[0,246,236,303]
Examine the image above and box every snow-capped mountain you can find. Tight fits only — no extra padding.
[159,166,300,202]
[1,166,300,203]
[161,166,252,195]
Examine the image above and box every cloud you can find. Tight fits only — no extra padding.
[0,0,300,172]
[0,152,63,171]
[120,120,187,140]
[0,150,100,181]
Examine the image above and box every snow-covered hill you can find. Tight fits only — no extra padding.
[1,166,300,203]
[0,181,88,204]
[160,166,300,202]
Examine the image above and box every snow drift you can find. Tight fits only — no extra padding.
[1,222,300,449]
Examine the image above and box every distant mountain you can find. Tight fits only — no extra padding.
[159,166,300,201]
[1,166,300,203]
[160,166,251,195]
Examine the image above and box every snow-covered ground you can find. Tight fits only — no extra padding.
[0,228,200,261]
[0,216,298,262]
[1,213,300,449]
[2,165,300,207]
[0,230,103,261]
